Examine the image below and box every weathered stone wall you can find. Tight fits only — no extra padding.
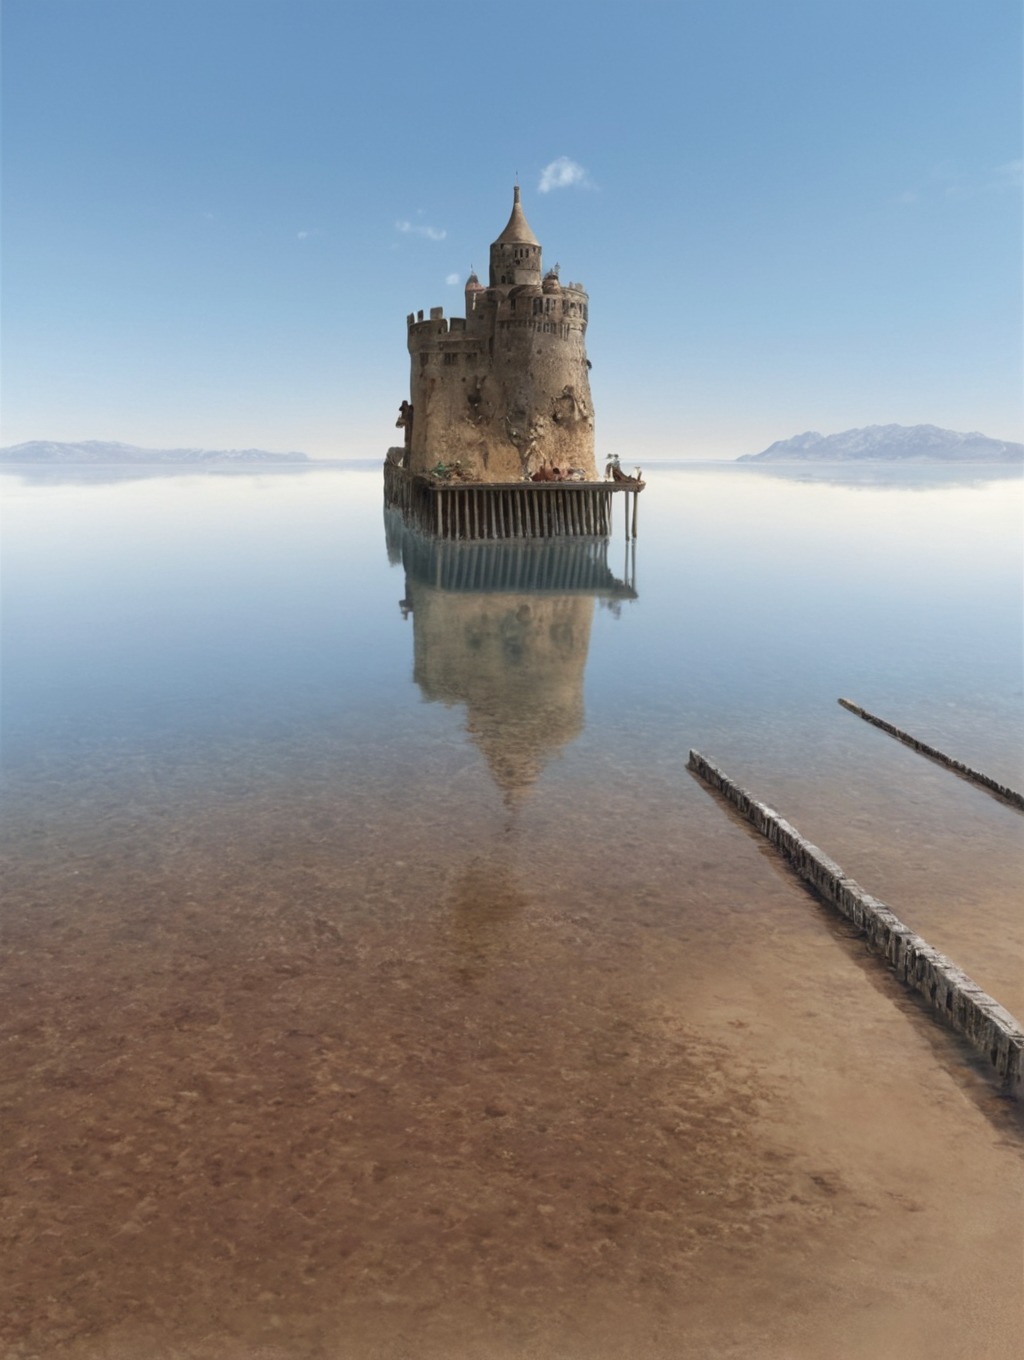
[406,303,594,481]
[489,238,542,287]
[687,749,1024,1096]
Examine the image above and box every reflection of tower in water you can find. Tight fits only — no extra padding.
[389,516,637,809]
[415,588,590,808]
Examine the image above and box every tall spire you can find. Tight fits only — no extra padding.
[494,185,540,246]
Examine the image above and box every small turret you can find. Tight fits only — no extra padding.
[464,270,484,314]
[489,186,542,288]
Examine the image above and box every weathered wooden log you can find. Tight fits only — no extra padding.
[688,748,1024,1097]
[838,699,1024,810]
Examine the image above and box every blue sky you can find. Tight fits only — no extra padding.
[2,0,1021,459]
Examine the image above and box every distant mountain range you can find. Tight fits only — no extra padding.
[0,440,310,465]
[739,425,1024,463]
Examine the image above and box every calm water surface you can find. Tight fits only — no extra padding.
[2,462,1022,1359]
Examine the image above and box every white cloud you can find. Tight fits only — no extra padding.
[445,273,460,286]
[942,161,1023,198]
[396,219,447,241]
[992,159,1022,189]
[539,156,592,193]
[900,160,1023,205]
[297,229,320,242]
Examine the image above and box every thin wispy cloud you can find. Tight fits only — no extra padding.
[396,219,447,241]
[538,156,593,193]
[445,272,460,286]
[897,159,1022,205]
[991,159,1022,189]
[296,229,319,242]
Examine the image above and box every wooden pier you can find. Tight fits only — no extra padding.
[384,458,644,541]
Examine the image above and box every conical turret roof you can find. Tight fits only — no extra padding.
[494,185,540,246]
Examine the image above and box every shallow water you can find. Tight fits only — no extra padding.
[2,461,1022,1358]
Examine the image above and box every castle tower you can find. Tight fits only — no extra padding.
[403,187,596,483]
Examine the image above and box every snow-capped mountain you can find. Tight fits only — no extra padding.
[0,440,310,464]
[738,425,1023,462]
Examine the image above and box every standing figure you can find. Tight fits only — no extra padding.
[396,400,414,450]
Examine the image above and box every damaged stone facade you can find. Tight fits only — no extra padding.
[404,187,596,481]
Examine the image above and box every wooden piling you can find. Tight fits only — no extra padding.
[383,461,643,542]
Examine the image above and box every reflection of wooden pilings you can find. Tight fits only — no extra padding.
[394,530,639,596]
[622,536,636,592]
[838,699,1024,811]
[383,460,645,541]
[687,749,1024,1097]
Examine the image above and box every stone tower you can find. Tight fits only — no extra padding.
[404,187,596,481]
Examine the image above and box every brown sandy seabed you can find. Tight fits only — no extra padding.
[1,729,1022,1360]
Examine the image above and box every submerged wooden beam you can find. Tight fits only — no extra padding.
[838,699,1024,811]
[687,749,1024,1096]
